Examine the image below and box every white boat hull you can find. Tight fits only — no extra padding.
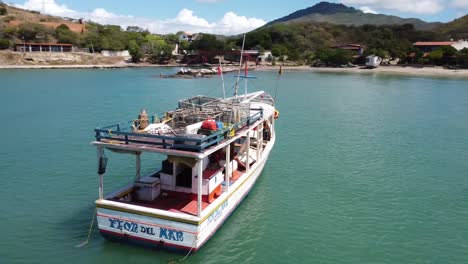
[96,134,275,253]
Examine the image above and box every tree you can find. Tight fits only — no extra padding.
[365,48,389,59]
[126,26,145,33]
[55,24,78,44]
[0,4,7,15]
[190,34,223,52]
[0,38,10,49]
[165,33,178,44]
[438,45,457,57]
[428,49,444,65]
[148,41,173,64]
[179,40,190,52]
[128,40,143,63]
[428,46,458,65]
[17,23,53,42]
[3,26,17,38]
[315,48,353,66]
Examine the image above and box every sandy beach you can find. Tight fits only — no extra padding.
[256,65,468,78]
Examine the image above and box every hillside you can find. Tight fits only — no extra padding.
[436,15,468,39]
[265,2,439,31]
[0,4,85,34]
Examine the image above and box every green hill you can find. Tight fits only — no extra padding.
[436,15,468,39]
[266,2,439,31]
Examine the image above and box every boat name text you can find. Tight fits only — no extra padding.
[108,218,183,239]
[208,200,228,223]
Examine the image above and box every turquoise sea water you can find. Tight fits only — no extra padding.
[1,68,468,264]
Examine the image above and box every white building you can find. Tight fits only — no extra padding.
[451,40,468,51]
[257,51,273,63]
[101,50,131,59]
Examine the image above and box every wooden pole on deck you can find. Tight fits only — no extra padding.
[257,124,262,162]
[197,158,203,217]
[225,144,230,193]
[246,136,250,172]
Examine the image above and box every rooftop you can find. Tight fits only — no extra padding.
[15,43,74,46]
[413,42,456,46]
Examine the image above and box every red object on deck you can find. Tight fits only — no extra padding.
[201,119,217,131]
[181,200,210,215]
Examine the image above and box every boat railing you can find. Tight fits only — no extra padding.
[95,108,263,152]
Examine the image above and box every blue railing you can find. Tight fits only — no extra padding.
[95,109,263,152]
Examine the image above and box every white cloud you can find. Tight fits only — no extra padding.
[16,0,75,16]
[341,0,444,14]
[451,0,468,8]
[14,0,266,35]
[359,6,379,14]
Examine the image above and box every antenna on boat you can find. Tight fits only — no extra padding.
[234,34,246,99]
[244,62,248,97]
[218,60,225,99]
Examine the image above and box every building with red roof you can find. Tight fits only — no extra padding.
[15,43,87,53]
[413,40,468,52]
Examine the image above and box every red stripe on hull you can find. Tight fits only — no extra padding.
[99,229,197,253]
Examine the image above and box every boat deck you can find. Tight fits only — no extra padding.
[116,191,210,216]
[110,170,245,216]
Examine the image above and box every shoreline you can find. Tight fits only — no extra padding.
[1,63,468,78]
[256,65,468,78]
[0,63,176,69]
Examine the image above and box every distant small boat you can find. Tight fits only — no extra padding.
[365,55,382,68]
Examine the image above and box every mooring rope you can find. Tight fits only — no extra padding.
[167,237,198,263]
[76,207,97,248]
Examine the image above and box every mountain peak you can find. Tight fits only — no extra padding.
[264,1,437,31]
[268,1,359,25]
[309,1,359,14]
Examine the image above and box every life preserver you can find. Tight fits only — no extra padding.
[274,109,279,119]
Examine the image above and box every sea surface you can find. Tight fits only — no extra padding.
[1,68,468,264]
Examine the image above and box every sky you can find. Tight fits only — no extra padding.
[4,0,468,35]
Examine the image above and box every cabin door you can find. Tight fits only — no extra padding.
[175,163,192,188]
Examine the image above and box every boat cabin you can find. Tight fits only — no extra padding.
[94,92,276,218]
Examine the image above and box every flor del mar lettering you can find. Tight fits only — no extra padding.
[108,218,184,242]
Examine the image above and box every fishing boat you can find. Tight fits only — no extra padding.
[91,78,278,253]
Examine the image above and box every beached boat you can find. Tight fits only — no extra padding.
[91,88,277,253]
[365,54,382,68]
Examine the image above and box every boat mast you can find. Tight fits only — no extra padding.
[235,34,246,99]
[244,62,248,97]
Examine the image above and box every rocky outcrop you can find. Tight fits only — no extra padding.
[0,51,126,66]
[173,66,241,78]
